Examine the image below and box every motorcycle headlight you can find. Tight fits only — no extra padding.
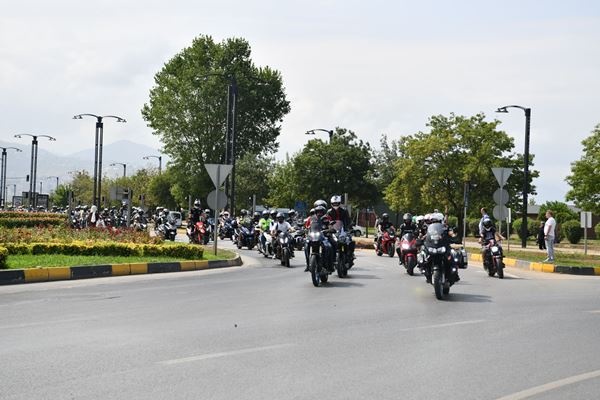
[491,246,499,253]
[402,243,410,250]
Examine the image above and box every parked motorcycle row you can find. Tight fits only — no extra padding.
[70,204,148,231]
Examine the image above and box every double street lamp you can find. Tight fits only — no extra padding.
[496,105,531,248]
[305,128,334,142]
[73,113,126,207]
[13,134,56,208]
[110,162,127,178]
[0,147,22,209]
[142,155,162,174]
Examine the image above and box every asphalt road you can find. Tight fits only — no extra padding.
[2,240,600,400]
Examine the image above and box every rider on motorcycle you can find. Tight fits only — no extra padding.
[327,195,356,261]
[397,213,418,265]
[271,212,294,259]
[375,213,395,251]
[258,210,272,252]
[479,217,505,264]
[189,199,203,235]
[304,202,334,271]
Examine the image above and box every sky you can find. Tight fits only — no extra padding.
[1,0,599,204]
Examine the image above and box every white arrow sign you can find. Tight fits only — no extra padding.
[204,164,232,188]
[492,168,513,188]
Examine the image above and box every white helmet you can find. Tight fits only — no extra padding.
[330,195,341,209]
[223,211,230,218]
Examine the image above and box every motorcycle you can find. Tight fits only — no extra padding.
[291,225,306,251]
[418,222,459,300]
[275,231,293,268]
[450,246,468,270]
[187,220,210,245]
[307,220,334,287]
[375,228,396,257]
[236,224,257,250]
[155,218,177,241]
[218,219,235,240]
[483,239,504,278]
[397,232,418,275]
[258,231,274,258]
[330,221,352,278]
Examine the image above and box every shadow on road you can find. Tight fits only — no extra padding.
[345,273,380,280]
[446,293,492,303]
[322,280,365,288]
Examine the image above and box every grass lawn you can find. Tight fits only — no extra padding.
[5,249,237,270]
[504,250,600,268]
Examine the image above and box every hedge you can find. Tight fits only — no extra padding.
[595,222,600,238]
[0,211,65,219]
[1,242,204,260]
[0,246,7,269]
[512,218,539,240]
[562,220,583,244]
[0,217,65,228]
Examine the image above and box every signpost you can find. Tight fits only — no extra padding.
[491,168,512,244]
[580,211,592,255]
[205,164,232,255]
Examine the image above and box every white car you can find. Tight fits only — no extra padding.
[351,225,365,237]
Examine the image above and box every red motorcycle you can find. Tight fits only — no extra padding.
[187,220,210,245]
[375,228,396,257]
[396,232,418,275]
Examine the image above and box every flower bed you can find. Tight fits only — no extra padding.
[0,226,161,244]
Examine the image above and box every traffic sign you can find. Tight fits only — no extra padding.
[493,205,509,221]
[204,164,232,188]
[207,189,227,210]
[492,168,512,187]
[581,211,592,228]
[493,188,510,205]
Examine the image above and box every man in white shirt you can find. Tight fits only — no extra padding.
[543,210,556,262]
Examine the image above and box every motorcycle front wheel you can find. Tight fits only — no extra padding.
[310,254,320,287]
[495,257,504,279]
[433,269,444,300]
[337,252,347,278]
[406,256,416,276]
[283,248,290,268]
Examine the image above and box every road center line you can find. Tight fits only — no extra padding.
[397,319,485,332]
[158,343,294,366]
[495,369,600,400]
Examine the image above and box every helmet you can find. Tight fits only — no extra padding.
[262,210,269,218]
[163,209,169,215]
[483,218,493,230]
[309,208,316,216]
[403,213,412,224]
[288,209,296,217]
[240,209,247,216]
[382,213,389,221]
[330,195,341,209]
[314,199,327,209]
[223,211,230,218]
[276,212,284,222]
[270,209,277,218]
[193,199,201,208]
[315,205,326,216]
[430,212,444,223]
[253,211,261,219]
[204,209,211,215]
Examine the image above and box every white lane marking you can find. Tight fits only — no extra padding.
[586,310,600,314]
[158,343,294,365]
[495,369,600,400]
[397,319,485,332]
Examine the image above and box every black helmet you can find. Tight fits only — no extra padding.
[276,212,284,222]
[483,218,493,230]
[315,205,326,216]
[240,209,248,216]
[382,213,389,221]
[403,213,412,224]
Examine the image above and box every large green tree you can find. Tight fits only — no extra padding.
[384,113,538,232]
[234,152,275,211]
[141,35,290,206]
[566,123,600,214]
[264,157,299,208]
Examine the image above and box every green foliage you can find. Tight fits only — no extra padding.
[561,220,583,244]
[595,222,600,238]
[264,158,298,208]
[372,134,402,192]
[0,225,160,244]
[468,218,480,237]
[566,123,600,214]
[512,217,537,240]
[0,246,7,269]
[235,152,275,209]
[447,215,458,229]
[538,201,578,224]
[0,216,65,228]
[147,168,179,210]
[68,170,94,206]
[50,184,71,207]
[383,113,539,220]
[141,35,291,210]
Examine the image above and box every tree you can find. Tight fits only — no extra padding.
[383,113,539,235]
[68,170,93,206]
[538,201,578,224]
[234,152,275,210]
[372,134,403,192]
[264,158,299,208]
[292,128,376,209]
[147,168,179,210]
[50,184,71,207]
[141,35,291,208]
[566,123,600,214]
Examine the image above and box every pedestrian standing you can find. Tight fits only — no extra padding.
[537,220,546,250]
[543,210,556,262]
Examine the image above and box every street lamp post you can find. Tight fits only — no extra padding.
[73,113,126,207]
[14,134,55,208]
[110,162,127,178]
[496,105,531,248]
[142,155,162,174]
[0,147,22,209]
[306,128,334,142]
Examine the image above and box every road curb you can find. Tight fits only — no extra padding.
[0,255,243,285]
[467,253,599,276]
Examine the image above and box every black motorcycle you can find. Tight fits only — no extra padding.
[219,219,235,240]
[236,224,257,250]
[418,222,460,300]
[155,218,177,241]
[483,239,504,278]
[306,220,334,287]
[330,225,352,278]
[275,231,293,268]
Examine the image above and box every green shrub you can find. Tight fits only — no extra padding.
[512,218,537,240]
[595,222,600,239]
[446,216,458,229]
[561,220,583,244]
[468,218,480,237]
[0,217,65,228]
[0,246,8,269]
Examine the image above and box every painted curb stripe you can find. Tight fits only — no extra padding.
[196,260,209,270]
[48,267,71,281]
[24,268,49,282]
[111,264,131,276]
[71,265,112,280]
[180,261,196,271]
[0,269,25,285]
[147,262,181,274]
[129,263,148,275]
[468,254,599,276]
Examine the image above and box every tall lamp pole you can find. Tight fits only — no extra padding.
[0,147,22,209]
[14,134,55,208]
[496,105,531,248]
[305,128,334,142]
[142,155,162,174]
[73,113,126,207]
[110,162,127,178]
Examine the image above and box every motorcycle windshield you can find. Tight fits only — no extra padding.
[402,232,414,242]
[331,220,343,232]
[425,223,446,247]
